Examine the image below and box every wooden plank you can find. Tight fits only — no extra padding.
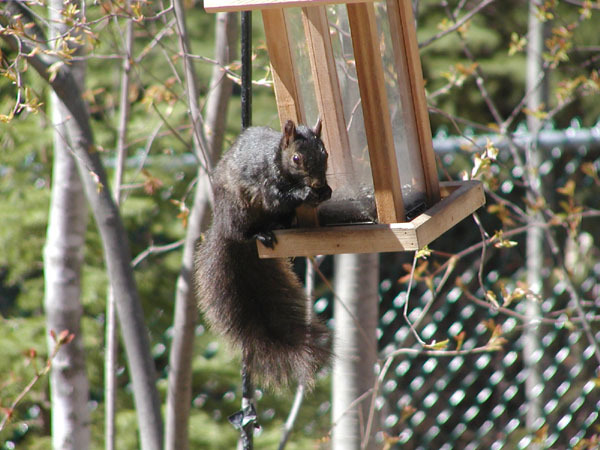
[301,5,354,186]
[438,180,473,197]
[387,0,440,205]
[347,2,405,224]
[384,0,424,203]
[413,180,485,245]
[262,8,305,125]
[258,222,420,257]
[205,0,372,13]
[257,180,485,258]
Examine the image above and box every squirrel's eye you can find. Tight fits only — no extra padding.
[292,153,301,165]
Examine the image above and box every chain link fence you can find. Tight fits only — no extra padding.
[370,132,600,448]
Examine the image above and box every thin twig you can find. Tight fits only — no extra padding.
[384,342,502,360]
[428,106,499,135]
[419,0,495,49]
[544,231,600,366]
[277,385,305,450]
[461,288,557,326]
[131,239,185,268]
[472,212,490,294]
[360,357,395,450]
[172,0,210,170]
[0,332,71,432]
[330,388,375,433]
[403,253,426,345]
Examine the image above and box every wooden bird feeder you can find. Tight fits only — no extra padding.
[205,0,485,258]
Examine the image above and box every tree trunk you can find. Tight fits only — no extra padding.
[44,95,91,450]
[0,5,164,449]
[332,253,380,450]
[165,10,238,450]
[523,0,545,438]
[43,1,90,448]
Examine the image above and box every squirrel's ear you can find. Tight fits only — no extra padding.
[283,120,296,147]
[313,118,322,138]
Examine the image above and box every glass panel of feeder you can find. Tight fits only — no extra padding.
[316,4,377,226]
[282,8,319,123]
[375,1,427,218]
[285,7,369,226]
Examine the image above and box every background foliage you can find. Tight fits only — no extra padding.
[1,0,600,448]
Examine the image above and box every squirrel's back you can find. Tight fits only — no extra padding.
[194,120,331,390]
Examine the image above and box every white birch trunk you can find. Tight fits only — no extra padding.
[45,86,90,450]
[43,1,90,448]
[332,253,380,450]
[44,122,90,450]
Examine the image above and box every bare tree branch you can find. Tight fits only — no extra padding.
[419,0,495,49]
[105,3,135,448]
[165,8,238,450]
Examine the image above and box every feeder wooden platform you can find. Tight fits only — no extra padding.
[257,181,485,257]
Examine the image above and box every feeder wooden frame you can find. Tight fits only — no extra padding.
[205,0,485,257]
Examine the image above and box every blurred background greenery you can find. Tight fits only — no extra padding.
[1,0,599,448]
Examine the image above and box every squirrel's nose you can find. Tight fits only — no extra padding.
[310,178,326,189]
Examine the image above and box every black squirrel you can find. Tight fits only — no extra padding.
[194,119,332,390]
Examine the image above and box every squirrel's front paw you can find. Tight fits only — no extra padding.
[256,231,277,249]
[316,185,332,202]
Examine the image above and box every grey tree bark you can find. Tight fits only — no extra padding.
[165,9,238,450]
[105,2,134,448]
[332,253,380,450]
[523,0,546,439]
[0,5,163,449]
[44,114,91,450]
[43,1,90,448]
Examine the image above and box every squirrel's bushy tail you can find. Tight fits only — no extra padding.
[194,233,331,390]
